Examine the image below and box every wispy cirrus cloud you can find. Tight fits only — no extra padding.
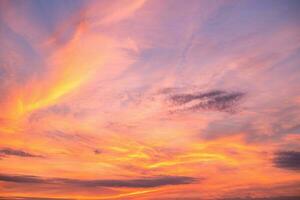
[1,0,300,199]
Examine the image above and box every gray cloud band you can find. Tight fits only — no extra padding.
[0,174,197,188]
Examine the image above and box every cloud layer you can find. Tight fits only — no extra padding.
[0,0,300,199]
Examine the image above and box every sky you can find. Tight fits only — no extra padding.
[0,0,300,199]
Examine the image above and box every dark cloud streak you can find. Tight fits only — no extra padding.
[0,148,43,158]
[218,196,300,200]
[169,90,245,113]
[273,151,300,171]
[0,197,74,200]
[0,173,197,188]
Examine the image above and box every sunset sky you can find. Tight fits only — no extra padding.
[0,0,300,199]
